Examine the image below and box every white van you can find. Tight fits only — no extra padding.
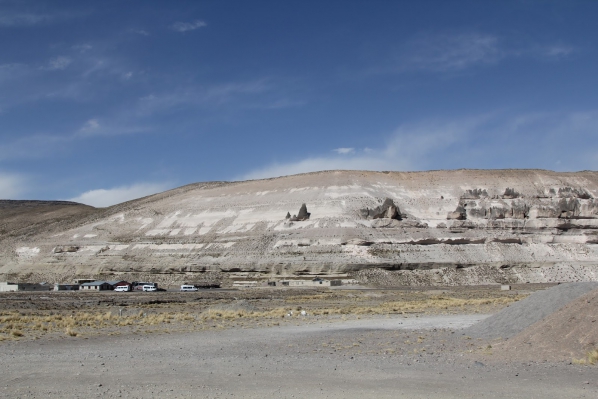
[114,285,130,292]
[142,285,157,292]
[180,285,198,292]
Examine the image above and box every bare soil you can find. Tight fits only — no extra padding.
[496,288,598,362]
[1,285,597,398]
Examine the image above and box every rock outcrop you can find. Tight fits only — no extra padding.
[291,203,311,221]
[2,169,598,286]
[360,198,402,220]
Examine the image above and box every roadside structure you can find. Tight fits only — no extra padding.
[280,278,342,287]
[73,279,95,284]
[232,281,258,288]
[0,282,53,292]
[79,281,112,291]
[53,283,80,291]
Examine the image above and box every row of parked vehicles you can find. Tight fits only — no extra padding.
[113,282,159,292]
[114,282,203,292]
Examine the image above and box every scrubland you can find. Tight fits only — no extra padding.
[0,286,529,342]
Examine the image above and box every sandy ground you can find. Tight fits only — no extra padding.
[1,313,597,398]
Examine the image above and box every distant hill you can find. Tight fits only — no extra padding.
[2,169,598,286]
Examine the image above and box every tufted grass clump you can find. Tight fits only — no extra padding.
[574,348,598,365]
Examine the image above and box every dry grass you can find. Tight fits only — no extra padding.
[574,348,598,365]
[288,295,525,317]
[0,289,527,342]
[65,327,78,337]
[0,310,205,341]
[195,295,524,322]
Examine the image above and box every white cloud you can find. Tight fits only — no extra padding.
[171,20,207,32]
[79,118,100,133]
[0,172,26,199]
[333,147,355,155]
[45,56,72,70]
[69,183,170,208]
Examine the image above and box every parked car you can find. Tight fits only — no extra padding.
[132,282,158,291]
[180,285,198,292]
[142,285,157,292]
[114,285,130,292]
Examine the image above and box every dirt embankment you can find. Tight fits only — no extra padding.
[497,288,598,361]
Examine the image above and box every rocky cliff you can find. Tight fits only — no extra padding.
[3,169,598,286]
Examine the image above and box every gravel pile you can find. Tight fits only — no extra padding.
[464,282,598,339]
[498,288,598,361]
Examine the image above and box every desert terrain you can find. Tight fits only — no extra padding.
[1,283,597,398]
[2,170,598,397]
[2,169,598,287]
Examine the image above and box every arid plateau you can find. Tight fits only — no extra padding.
[3,169,598,398]
[2,169,598,286]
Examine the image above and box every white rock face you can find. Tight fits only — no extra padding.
[3,169,598,285]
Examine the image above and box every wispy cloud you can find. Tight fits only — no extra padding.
[44,56,72,70]
[78,118,100,134]
[542,44,575,58]
[333,147,355,155]
[171,20,206,32]
[0,7,87,28]
[0,171,27,199]
[137,79,272,115]
[0,118,150,161]
[382,32,576,75]
[0,13,52,27]
[130,29,150,36]
[238,110,598,180]
[72,44,92,53]
[74,118,149,138]
[238,118,474,180]
[0,63,28,83]
[401,33,502,72]
[0,134,69,161]
[238,153,400,181]
[68,182,170,207]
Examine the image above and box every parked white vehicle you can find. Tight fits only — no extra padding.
[142,285,157,292]
[114,285,130,292]
[180,285,198,292]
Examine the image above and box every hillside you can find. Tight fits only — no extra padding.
[2,169,598,285]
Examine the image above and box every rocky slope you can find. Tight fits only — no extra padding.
[2,169,598,285]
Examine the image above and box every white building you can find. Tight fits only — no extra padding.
[280,278,341,287]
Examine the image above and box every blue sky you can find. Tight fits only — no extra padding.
[1,0,597,207]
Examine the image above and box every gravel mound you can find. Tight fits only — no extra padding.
[464,282,598,339]
[497,288,598,361]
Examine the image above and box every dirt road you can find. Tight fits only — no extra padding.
[1,314,596,398]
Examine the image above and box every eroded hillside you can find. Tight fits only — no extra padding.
[3,170,598,285]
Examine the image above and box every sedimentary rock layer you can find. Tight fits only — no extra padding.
[2,169,598,285]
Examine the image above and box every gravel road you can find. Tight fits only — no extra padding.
[1,314,597,398]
